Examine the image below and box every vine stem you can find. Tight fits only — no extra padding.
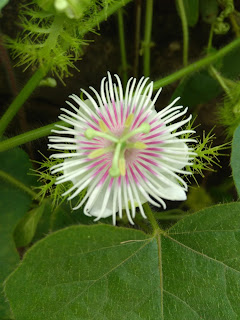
[117,8,128,88]
[177,0,189,66]
[143,0,153,77]
[0,67,47,137]
[0,120,69,152]
[153,37,240,90]
[133,0,141,78]
[1,37,240,152]
[0,170,37,198]
[143,202,159,233]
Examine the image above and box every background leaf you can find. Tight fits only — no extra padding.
[0,0,9,11]
[5,202,240,319]
[14,202,46,248]
[183,0,199,27]
[231,125,240,197]
[0,147,35,318]
[171,46,240,108]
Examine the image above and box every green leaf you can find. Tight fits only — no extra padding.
[183,0,199,27]
[171,45,240,107]
[14,202,46,248]
[0,147,34,318]
[0,0,9,11]
[5,202,240,319]
[171,70,221,107]
[231,125,240,197]
[199,0,218,24]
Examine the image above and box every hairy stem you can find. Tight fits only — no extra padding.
[117,8,128,88]
[143,0,153,77]
[0,170,37,198]
[177,0,189,66]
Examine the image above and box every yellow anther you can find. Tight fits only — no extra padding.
[125,113,134,128]
[99,120,108,133]
[134,142,147,149]
[88,148,105,159]
[119,158,126,176]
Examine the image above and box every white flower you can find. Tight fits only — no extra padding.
[48,72,196,225]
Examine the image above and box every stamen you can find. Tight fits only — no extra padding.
[125,113,134,128]
[127,141,147,149]
[99,120,109,132]
[88,148,106,159]
[85,128,118,143]
[119,158,126,176]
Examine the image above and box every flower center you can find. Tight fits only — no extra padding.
[84,113,150,178]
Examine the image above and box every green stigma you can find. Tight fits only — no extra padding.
[84,120,151,178]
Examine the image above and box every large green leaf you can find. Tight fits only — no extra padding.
[231,125,240,197]
[5,202,240,319]
[0,147,34,318]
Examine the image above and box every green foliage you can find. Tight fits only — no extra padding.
[0,147,35,318]
[4,202,240,319]
[171,70,221,107]
[5,0,121,78]
[14,202,46,248]
[199,0,219,23]
[0,0,9,11]
[182,123,229,180]
[230,125,240,197]
[182,0,199,27]
[185,185,213,211]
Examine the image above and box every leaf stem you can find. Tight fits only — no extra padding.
[143,0,153,77]
[177,0,189,66]
[0,170,37,199]
[117,8,128,88]
[143,202,159,232]
[153,37,240,90]
[0,67,47,137]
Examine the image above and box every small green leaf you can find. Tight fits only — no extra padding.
[171,70,221,107]
[0,0,9,11]
[14,202,46,248]
[0,147,35,318]
[199,0,218,24]
[5,202,240,319]
[183,0,199,27]
[231,125,240,197]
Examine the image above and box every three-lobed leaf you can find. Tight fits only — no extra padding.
[5,202,240,319]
